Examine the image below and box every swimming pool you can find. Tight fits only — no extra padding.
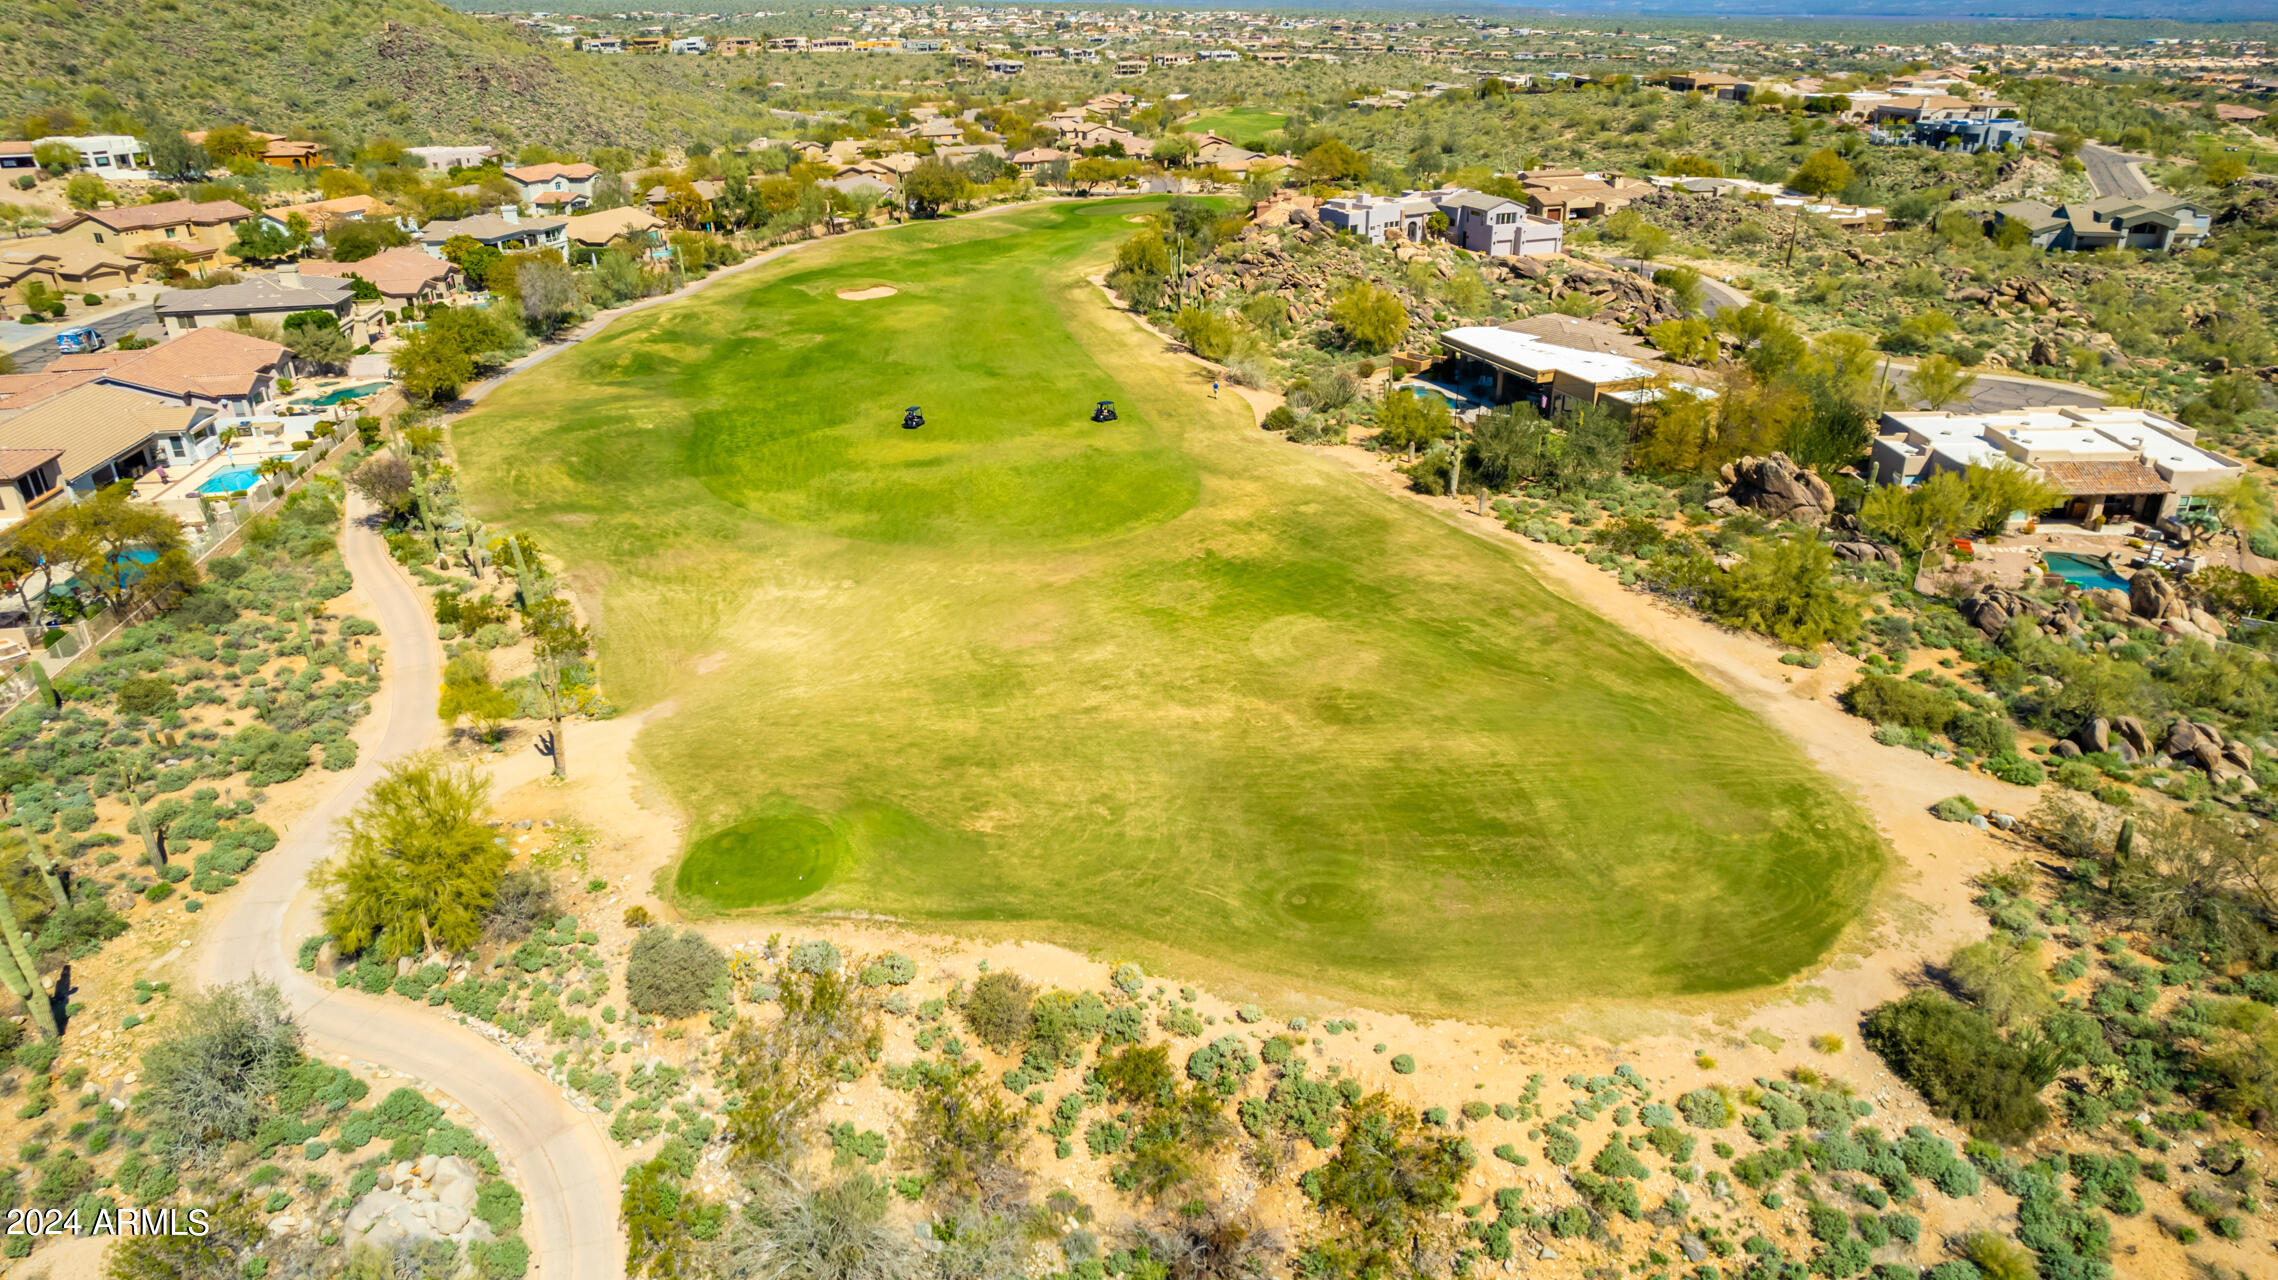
[293,383,385,407]
[197,466,265,496]
[2042,551,2129,593]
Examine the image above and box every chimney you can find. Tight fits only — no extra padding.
[276,263,302,288]
[501,205,521,225]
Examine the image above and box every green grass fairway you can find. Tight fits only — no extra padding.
[453,199,1884,1017]
[1185,107,1286,150]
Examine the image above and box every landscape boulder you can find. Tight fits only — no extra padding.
[1715,453,1836,525]
[2130,571,2186,621]
[2077,717,2111,753]
[2113,715,2154,758]
[1958,586,2081,640]
[1829,540,1904,569]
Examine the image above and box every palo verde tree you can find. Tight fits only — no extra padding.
[522,596,593,779]
[315,752,508,961]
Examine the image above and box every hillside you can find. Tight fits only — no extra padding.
[0,0,770,150]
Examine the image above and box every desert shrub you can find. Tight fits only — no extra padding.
[1678,1088,1731,1128]
[624,928,727,1021]
[1932,795,1979,823]
[859,952,915,987]
[1185,1035,1258,1097]
[1542,1127,1581,1165]
[961,971,1036,1051]
[1862,992,2051,1144]
[1948,713,2013,758]
[1261,406,1296,433]
[788,940,841,974]
[1846,675,1956,733]
[483,869,556,943]
[1390,1054,1416,1074]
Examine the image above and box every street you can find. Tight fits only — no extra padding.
[2,303,156,373]
[2078,143,2155,200]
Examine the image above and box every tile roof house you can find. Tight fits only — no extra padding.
[1011,147,1070,175]
[1871,406,2244,525]
[260,194,394,240]
[504,162,601,210]
[0,385,219,498]
[154,269,357,340]
[1994,194,2211,253]
[0,241,140,292]
[0,370,108,419]
[45,199,256,278]
[0,448,66,526]
[1514,169,1654,222]
[418,211,569,256]
[562,206,666,249]
[298,246,457,301]
[55,326,290,416]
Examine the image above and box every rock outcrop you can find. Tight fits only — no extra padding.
[1714,453,1836,525]
[1829,540,1904,569]
[2130,571,2186,621]
[345,1155,492,1253]
[1958,586,2082,639]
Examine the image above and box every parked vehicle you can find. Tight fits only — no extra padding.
[55,326,104,354]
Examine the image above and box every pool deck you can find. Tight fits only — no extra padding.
[131,431,311,523]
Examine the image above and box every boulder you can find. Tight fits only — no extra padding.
[2087,586,2131,615]
[2114,716,2153,757]
[1958,586,2078,639]
[2029,334,2062,367]
[2131,571,2186,621]
[2194,742,2226,774]
[2052,740,2081,758]
[2223,741,2255,772]
[345,1191,409,1235]
[2116,740,2140,765]
[2080,717,2111,753]
[2168,720,2205,757]
[1715,453,1836,525]
[1830,540,1904,569]
[1681,1236,1709,1264]
[2189,606,2229,639]
[431,1204,471,1236]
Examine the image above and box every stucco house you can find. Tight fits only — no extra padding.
[154,269,358,341]
[503,162,601,211]
[45,199,255,279]
[1870,406,2244,526]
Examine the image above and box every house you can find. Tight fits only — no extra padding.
[0,385,219,497]
[0,370,108,419]
[561,206,666,251]
[1113,59,1148,78]
[0,449,65,527]
[55,326,291,417]
[503,162,600,210]
[1652,70,1746,95]
[405,145,502,174]
[32,135,153,178]
[668,36,708,54]
[1994,194,2211,253]
[583,36,625,53]
[643,179,725,209]
[985,59,1024,75]
[1912,117,2029,152]
[716,37,759,56]
[0,242,140,293]
[934,143,1009,167]
[917,118,965,144]
[298,247,458,305]
[1439,323,1708,417]
[625,36,668,53]
[1193,140,1273,173]
[0,142,34,171]
[260,194,391,241]
[418,211,569,256]
[1318,192,1441,244]
[1012,148,1069,175]
[45,199,255,279]
[154,269,359,341]
[767,36,807,51]
[1515,169,1654,222]
[1432,190,1564,257]
[1063,124,1151,156]
[1870,406,2245,526]
[260,139,330,170]
[812,36,854,52]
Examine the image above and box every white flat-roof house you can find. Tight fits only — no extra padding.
[1318,192,1441,244]
[1870,406,2245,525]
[1439,324,1710,417]
[36,134,153,179]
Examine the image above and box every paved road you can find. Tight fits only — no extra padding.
[1602,256,1750,316]
[3,305,156,373]
[196,496,623,1280]
[2079,144,2155,200]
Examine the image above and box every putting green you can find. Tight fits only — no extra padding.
[454,199,1885,1016]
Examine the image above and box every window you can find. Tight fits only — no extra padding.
[92,232,104,244]
[1495,211,1517,225]
[165,227,177,238]
[94,155,111,167]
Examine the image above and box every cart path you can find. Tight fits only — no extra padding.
[196,494,624,1280]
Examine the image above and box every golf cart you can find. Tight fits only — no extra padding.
[1091,400,1118,423]
[902,405,924,430]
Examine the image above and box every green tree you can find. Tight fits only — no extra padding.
[326,220,411,263]
[1905,353,1978,411]
[30,142,78,175]
[1788,148,1853,198]
[229,216,307,265]
[1299,139,1368,184]
[145,132,210,182]
[1703,538,1861,647]
[1373,388,1453,457]
[523,596,593,779]
[2202,150,2249,187]
[438,652,516,743]
[315,753,508,960]
[1328,283,1408,354]
[901,161,968,217]
[63,173,110,211]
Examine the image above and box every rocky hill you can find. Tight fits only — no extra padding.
[0,0,762,150]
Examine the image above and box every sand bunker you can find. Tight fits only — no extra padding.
[836,286,898,300]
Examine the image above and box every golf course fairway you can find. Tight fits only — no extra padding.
[452,198,1885,1016]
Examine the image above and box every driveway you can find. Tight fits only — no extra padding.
[195,495,623,1280]
[2079,144,2156,200]
[3,304,157,373]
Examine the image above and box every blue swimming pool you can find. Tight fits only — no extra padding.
[292,382,385,407]
[197,466,265,495]
[2042,551,2128,593]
